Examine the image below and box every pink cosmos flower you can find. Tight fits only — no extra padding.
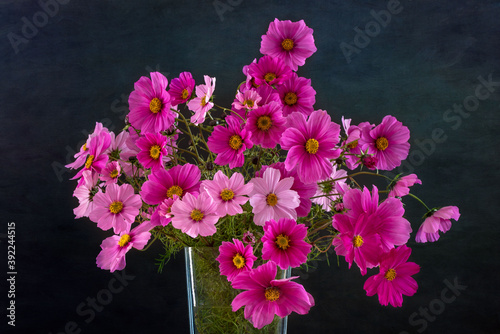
[201,170,253,216]
[337,186,412,252]
[216,238,257,282]
[262,218,311,270]
[248,55,292,87]
[66,122,110,170]
[242,231,256,245]
[280,110,341,184]
[232,89,262,111]
[231,261,315,329]
[73,170,98,219]
[128,72,174,134]
[96,221,152,272]
[359,115,410,170]
[343,120,373,170]
[278,72,316,117]
[187,75,216,125]
[364,245,420,307]
[245,101,287,149]
[249,167,300,226]
[100,161,121,185]
[257,162,317,217]
[140,163,201,205]
[136,132,168,171]
[260,18,317,72]
[170,192,219,238]
[389,174,422,197]
[312,166,348,212]
[255,84,282,106]
[89,183,142,234]
[150,196,177,227]
[168,71,195,106]
[415,206,460,243]
[207,116,253,169]
[71,131,112,187]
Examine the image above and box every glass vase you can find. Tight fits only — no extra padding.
[185,247,290,334]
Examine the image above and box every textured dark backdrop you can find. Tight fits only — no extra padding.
[1,0,499,333]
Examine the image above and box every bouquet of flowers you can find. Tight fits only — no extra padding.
[66,18,460,330]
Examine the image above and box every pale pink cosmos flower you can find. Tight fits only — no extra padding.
[150,196,177,227]
[388,174,422,197]
[89,183,142,234]
[364,245,420,307]
[100,161,121,185]
[249,167,300,226]
[260,18,317,71]
[187,75,216,125]
[201,170,253,216]
[128,72,174,133]
[96,221,152,272]
[216,238,257,282]
[415,206,460,243]
[262,218,312,270]
[232,89,262,111]
[312,166,348,212]
[231,261,315,329]
[170,192,219,238]
[73,170,98,219]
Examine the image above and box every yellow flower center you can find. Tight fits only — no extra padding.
[82,143,88,151]
[384,268,397,281]
[85,155,95,169]
[232,253,246,269]
[118,234,131,247]
[284,92,298,106]
[347,140,358,149]
[257,115,272,131]
[220,188,235,201]
[149,145,161,160]
[281,38,294,51]
[244,99,254,108]
[190,209,204,222]
[109,201,124,214]
[264,72,277,83]
[229,135,243,150]
[109,169,119,179]
[352,235,364,248]
[376,137,389,151]
[181,88,189,99]
[266,193,278,206]
[305,138,319,154]
[275,234,290,250]
[149,97,162,114]
[166,185,183,199]
[200,95,208,107]
[265,287,280,302]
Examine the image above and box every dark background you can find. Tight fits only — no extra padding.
[1,0,499,333]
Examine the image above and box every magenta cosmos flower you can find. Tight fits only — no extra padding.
[150,197,177,227]
[257,162,317,218]
[140,163,201,205]
[262,218,311,270]
[245,101,287,149]
[168,71,195,106]
[207,116,253,169]
[250,168,300,226]
[71,130,111,187]
[232,261,315,329]
[187,75,216,125]
[66,122,109,170]
[247,55,292,87]
[281,110,341,184]
[278,72,316,117]
[217,238,257,282]
[359,115,410,170]
[96,221,152,272]
[136,132,168,171]
[249,167,300,226]
[89,183,142,234]
[201,170,253,216]
[388,174,422,197]
[364,245,420,307]
[128,72,174,134]
[416,206,460,243]
[260,18,317,71]
[170,191,219,238]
